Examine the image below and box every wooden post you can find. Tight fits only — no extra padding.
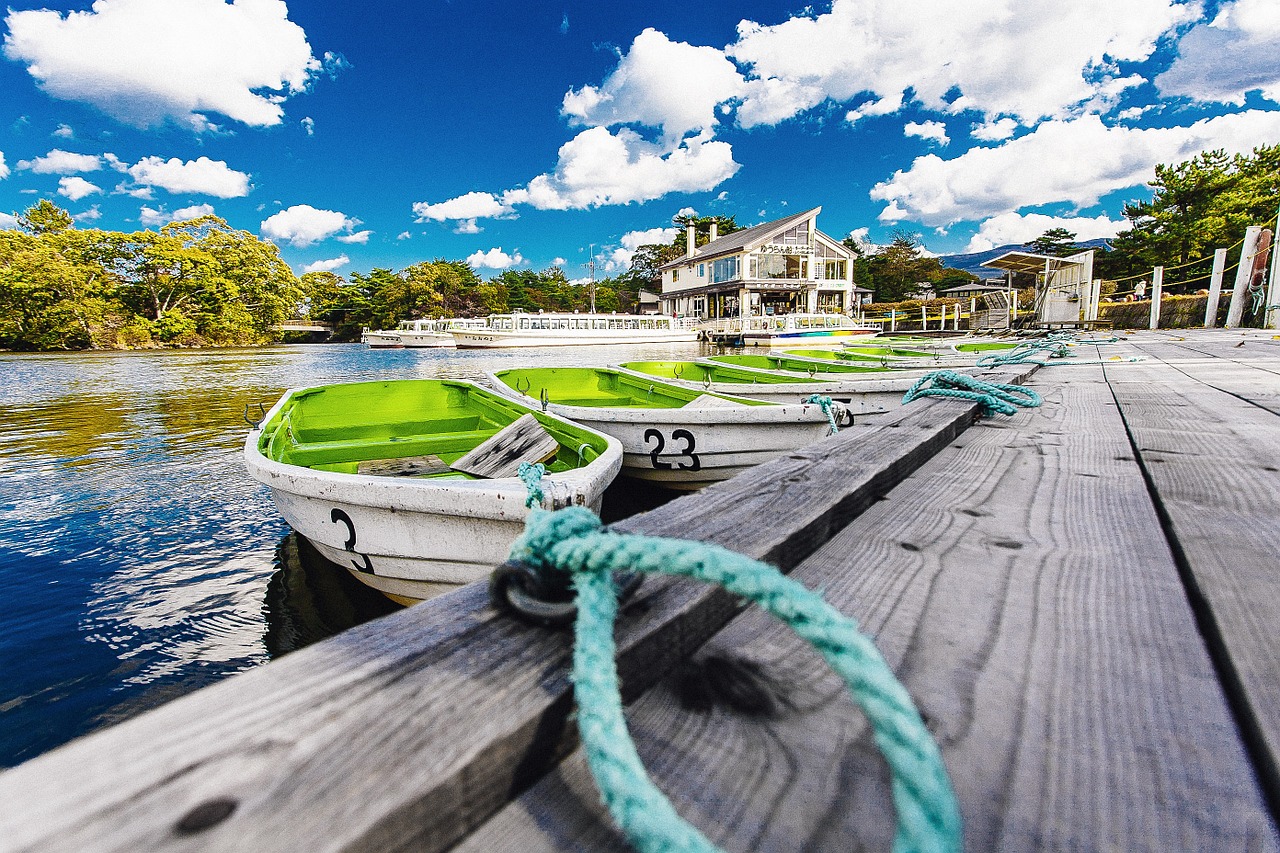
[1148,266,1164,330]
[1226,226,1262,329]
[1267,206,1280,329]
[969,297,977,331]
[1087,279,1102,321]
[921,305,928,331]
[1204,248,1228,328]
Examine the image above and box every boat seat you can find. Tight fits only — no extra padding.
[281,428,500,468]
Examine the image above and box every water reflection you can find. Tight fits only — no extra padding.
[0,341,711,768]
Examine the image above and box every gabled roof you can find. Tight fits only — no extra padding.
[659,207,822,271]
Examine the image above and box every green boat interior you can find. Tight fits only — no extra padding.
[840,345,936,358]
[953,341,1020,352]
[618,360,830,386]
[780,348,890,363]
[493,367,769,408]
[708,354,887,375]
[257,379,610,477]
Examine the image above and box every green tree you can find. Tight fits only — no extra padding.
[17,199,75,235]
[1024,228,1079,256]
[856,231,951,302]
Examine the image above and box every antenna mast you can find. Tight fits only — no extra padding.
[587,243,597,313]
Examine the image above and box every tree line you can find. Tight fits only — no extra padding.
[2,143,1275,351]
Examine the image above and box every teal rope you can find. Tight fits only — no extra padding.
[902,370,1041,417]
[974,339,1072,366]
[519,461,546,509]
[803,394,839,434]
[507,507,962,853]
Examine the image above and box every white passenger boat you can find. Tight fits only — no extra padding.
[452,311,699,348]
[244,378,622,605]
[738,312,880,346]
[364,318,490,348]
[486,366,842,490]
[361,327,404,348]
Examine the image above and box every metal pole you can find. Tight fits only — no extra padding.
[1148,267,1163,329]
[1204,248,1227,327]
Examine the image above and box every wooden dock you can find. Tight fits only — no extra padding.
[2,329,1279,851]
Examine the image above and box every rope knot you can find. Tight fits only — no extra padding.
[903,370,1041,417]
[509,504,604,572]
[802,394,840,434]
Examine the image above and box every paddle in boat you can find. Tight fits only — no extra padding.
[485,366,844,490]
[244,378,622,605]
[451,310,699,348]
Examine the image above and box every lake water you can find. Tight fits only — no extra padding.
[0,340,710,768]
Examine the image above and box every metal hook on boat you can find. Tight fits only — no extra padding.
[672,364,683,380]
[243,401,267,429]
[703,377,712,390]
[807,365,817,379]
[490,559,643,629]
[515,376,531,396]
[539,387,549,412]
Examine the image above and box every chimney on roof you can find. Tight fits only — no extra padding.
[709,221,718,242]
[686,223,696,258]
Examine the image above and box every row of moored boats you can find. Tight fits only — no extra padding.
[246,331,1026,605]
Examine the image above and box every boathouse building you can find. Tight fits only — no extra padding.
[658,207,859,319]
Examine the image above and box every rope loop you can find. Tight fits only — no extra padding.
[903,370,1041,417]
[493,506,963,853]
[802,394,840,434]
[518,461,547,509]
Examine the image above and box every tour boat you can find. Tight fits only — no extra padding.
[361,327,404,348]
[737,312,880,346]
[613,360,910,415]
[395,318,489,348]
[486,366,842,490]
[244,378,622,605]
[451,311,699,348]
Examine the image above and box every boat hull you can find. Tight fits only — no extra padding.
[742,328,878,346]
[486,370,837,490]
[453,328,699,348]
[244,380,623,604]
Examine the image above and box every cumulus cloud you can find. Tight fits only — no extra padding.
[872,110,1280,226]
[301,116,315,136]
[2,0,327,130]
[412,191,513,223]
[607,225,680,270]
[74,205,102,222]
[1157,0,1280,105]
[57,176,101,200]
[467,247,524,269]
[971,118,1018,141]
[965,212,1127,252]
[453,220,481,234]
[302,254,349,273]
[503,127,740,211]
[336,229,372,244]
[261,204,359,246]
[562,28,745,142]
[728,0,1198,127]
[128,156,250,197]
[0,211,19,228]
[905,120,949,145]
[140,202,217,226]
[53,124,74,138]
[0,152,8,180]
[18,149,105,174]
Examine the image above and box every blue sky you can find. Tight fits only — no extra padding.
[1,0,1278,280]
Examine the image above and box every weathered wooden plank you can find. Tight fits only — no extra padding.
[1118,338,1280,414]
[0,367,1037,852]
[1102,356,1280,812]
[460,366,1278,851]
[682,393,750,408]
[356,454,450,477]
[451,413,559,478]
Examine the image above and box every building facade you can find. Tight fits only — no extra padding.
[658,207,860,319]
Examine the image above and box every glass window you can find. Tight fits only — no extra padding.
[673,268,679,282]
[710,256,739,283]
[824,259,846,280]
[698,263,705,277]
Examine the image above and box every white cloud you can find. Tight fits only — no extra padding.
[128,156,250,197]
[396,231,411,240]
[606,225,680,270]
[336,229,372,244]
[19,149,104,174]
[301,116,315,136]
[552,256,567,266]
[1157,0,1280,105]
[562,28,745,142]
[965,212,1127,252]
[139,206,168,226]
[412,191,513,223]
[57,176,101,201]
[0,211,18,228]
[502,127,740,211]
[971,118,1018,141]
[302,255,349,273]
[3,0,325,130]
[73,204,102,222]
[453,220,481,234]
[905,120,949,145]
[260,204,358,246]
[728,0,1200,126]
[173,203,216,221]
[872,110,1280,226]
[53,123,74,138]
[467,247,524,269]
[0,152,8,180]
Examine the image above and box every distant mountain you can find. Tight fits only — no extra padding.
[939,238,1112,280]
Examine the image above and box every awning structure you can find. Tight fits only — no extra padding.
[981,251,1087,275]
